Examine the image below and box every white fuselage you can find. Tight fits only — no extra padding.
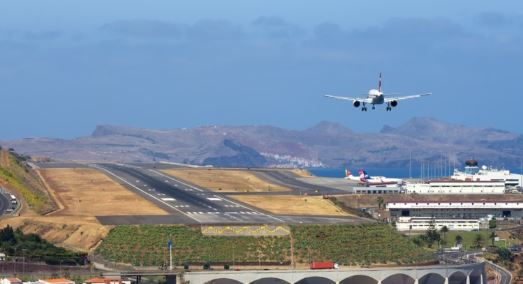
[368,89,385,105]
[345,171,403,186]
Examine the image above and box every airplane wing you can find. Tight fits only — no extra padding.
[324,95,370,102]
[385,93,431,102]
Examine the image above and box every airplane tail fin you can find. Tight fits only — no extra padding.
[358,169,366,182]
[345,169,351,177]
[378,72,382,93]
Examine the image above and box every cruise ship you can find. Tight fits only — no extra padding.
[451,160,523,188]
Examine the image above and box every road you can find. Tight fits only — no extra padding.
[0,191,10,215]
[486,261,512,284]
[93,163,370,225]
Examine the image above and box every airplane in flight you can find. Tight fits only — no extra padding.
[345,168,404,187]
[324,73,431,111]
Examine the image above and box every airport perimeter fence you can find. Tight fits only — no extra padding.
[90,253,291,271]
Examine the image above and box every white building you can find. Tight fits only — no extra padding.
[38,279,75,284]
[451,160,523,188]
[1,278,23,284]
[396,217,480,232]
[387,201,523,219]
[404,180,505,195]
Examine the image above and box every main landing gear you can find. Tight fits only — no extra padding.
[361,103,377,111]
[386,102,392,111]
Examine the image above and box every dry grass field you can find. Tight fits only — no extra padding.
[229,195,350,216]
[286,168,311,178]
[0,216,109,252]
[0,168,170,252]
[39,168,167,216]
[162,168,290,192]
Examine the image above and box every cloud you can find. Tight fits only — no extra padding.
[307,17,472,55]
[0,29,63,41]
[101,19,183,38]
[475,12,511,28]
[251,16,304,39]
[186,19,244,41]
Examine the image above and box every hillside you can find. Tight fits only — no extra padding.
[0,148,56,214]
[1,117,522,168]
[95,224,432,267]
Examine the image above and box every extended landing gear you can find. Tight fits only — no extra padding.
[361,103,368,111]
[386,102,392,111]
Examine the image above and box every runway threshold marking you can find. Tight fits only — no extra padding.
[150,168,285,223]
[91,165,200,222]
[150,169,205,192]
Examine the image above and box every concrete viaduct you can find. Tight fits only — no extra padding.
[181,262,486,284]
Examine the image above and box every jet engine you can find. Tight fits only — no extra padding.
[353,101,361,107]
[390,100,398,107]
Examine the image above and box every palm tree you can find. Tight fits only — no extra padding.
[440,226,449,243]
[455,234,463,247]
[376,196,385,209]
[489,231,497,247]
[474,234,484,249]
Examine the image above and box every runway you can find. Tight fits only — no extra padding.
[251,169,350,195]
[93,163,287,224]
[92,163,370,225]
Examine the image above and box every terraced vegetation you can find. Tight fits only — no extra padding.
[96,224,433,267]
[0,149,55,214]
[292,224,433,266]
[96,225,290,266]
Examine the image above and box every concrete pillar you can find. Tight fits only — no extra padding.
[414,279,419,284]
[466,275,470,284]
[480,273,484,284]
[444,277,449,284]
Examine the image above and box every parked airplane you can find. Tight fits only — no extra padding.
[345,169,404,187]
[324,73,431,111]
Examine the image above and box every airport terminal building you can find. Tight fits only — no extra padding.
[403,180,505,195]
[388,201,523,231]
[388,201,523,219]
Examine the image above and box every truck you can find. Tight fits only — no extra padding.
[310,262,338,270]
[9,194,17,205]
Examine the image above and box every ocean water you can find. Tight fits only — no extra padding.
[308,167,523,179]
[308,167,422,179]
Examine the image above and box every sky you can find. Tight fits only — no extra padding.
[1,0,523,139]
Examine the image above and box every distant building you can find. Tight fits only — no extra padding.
[1,278,22,284]
[39,279,74,284]
[353,187,402,195]
[1,278,23,284]
[396,217,481,232]
[387,201,523,219]
[0,253,6,261]
[451,160,523,188]
[84,277,129,284]
[404,180,505,195]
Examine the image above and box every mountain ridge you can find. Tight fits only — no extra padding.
[2,117,522,168]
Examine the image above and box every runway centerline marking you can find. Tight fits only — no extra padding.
[91,164,200,222]
[147,170,286,223]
